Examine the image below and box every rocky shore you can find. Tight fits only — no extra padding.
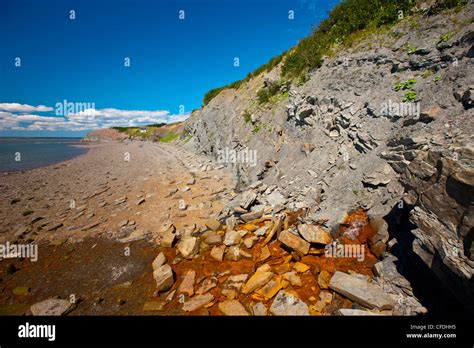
[0,140,426,316]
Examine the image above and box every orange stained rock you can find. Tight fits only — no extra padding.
[241,224,259,232]
[255,275,284,299]
[293,262,310,273]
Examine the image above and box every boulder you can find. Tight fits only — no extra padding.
[30,299,73,316]
[224,230,241,246]
[177,236,199,259]
[152,252,167,271]
[269,290,309,316]
[266,190,286,206]
[317,270,331,289]
[337,308,383,316]
[278,230,310,255]
[297,224,332,244]
[242,271,274,294]
[178,270,195,296]
[205,219,221,231]
[218,300,249,316]
[204,233,222,245]
[240,210,263,222]
[329,271,393,310]
[153,264,174,293]
[182,293,214,312]
[157,224,176,248]
[251,302,268,316]
[210,245,225,261]
[240,191,257,209]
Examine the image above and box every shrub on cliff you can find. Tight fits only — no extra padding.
[202,0,468,105]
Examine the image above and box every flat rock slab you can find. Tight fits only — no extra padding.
[30,299,73,316]
[152,252,167,271]
[337,308,384,316]
[178,269,196,296]
[297,224,332,244]
[270,290,309,316]
[153,264,174,293]
[242,271,274,294]
[240,191,257,209]
[177,236,199,259]
[278,230,310,255]
[329,271,393,310]
[218,300,249,316]
[182,293,214,312]
[205,219,221,231]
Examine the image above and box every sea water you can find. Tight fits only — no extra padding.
[0,138,88,172]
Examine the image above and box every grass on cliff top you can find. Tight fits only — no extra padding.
[202,0,468,106]
[158,132,180,143]
[112,124,166,139]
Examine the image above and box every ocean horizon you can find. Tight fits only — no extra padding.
[0,137,88,172]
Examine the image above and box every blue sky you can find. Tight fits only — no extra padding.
[0,0,339,137]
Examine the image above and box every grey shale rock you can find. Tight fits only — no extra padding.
[270,290,309,316]
[329,271,393,310]
[240,191,257,210]
[337,308,384,316]
[153,264,174,293]
[182,293,214,312]
[224,230,241,246]
[177,236,199,259]
[152,252,167,271]
[30,299,73,316]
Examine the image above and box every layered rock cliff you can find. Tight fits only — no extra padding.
[185,2,474,312]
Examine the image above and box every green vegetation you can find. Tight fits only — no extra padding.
[159,132,180,143]
[426,0,468,15]
[112,124,185,143]
[281,0,414,78]
[403,90,417,102]
[438,31,454,43]
[112,124,168,139]
[406,43,417,54]
[394,78,417,102]
[257,80,290,105]
[252,124,261,134]
[202,52,286,105]
[257,81,282,104]
[394,79,417,91]
[243,109,252,123]
[434,74,442,82]
[202,0,468,105]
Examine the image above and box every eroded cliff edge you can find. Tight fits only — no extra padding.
[185,2,474,312]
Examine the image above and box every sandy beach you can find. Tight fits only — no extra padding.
[0,141,235,314]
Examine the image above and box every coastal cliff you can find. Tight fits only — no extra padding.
[185,0,474,312]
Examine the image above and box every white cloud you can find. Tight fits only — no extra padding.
[0,103,189,132]
[0,103,53,113]
[16,114,64,122]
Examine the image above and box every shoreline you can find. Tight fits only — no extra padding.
[0,140,235,314]
[0,140,92,174]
